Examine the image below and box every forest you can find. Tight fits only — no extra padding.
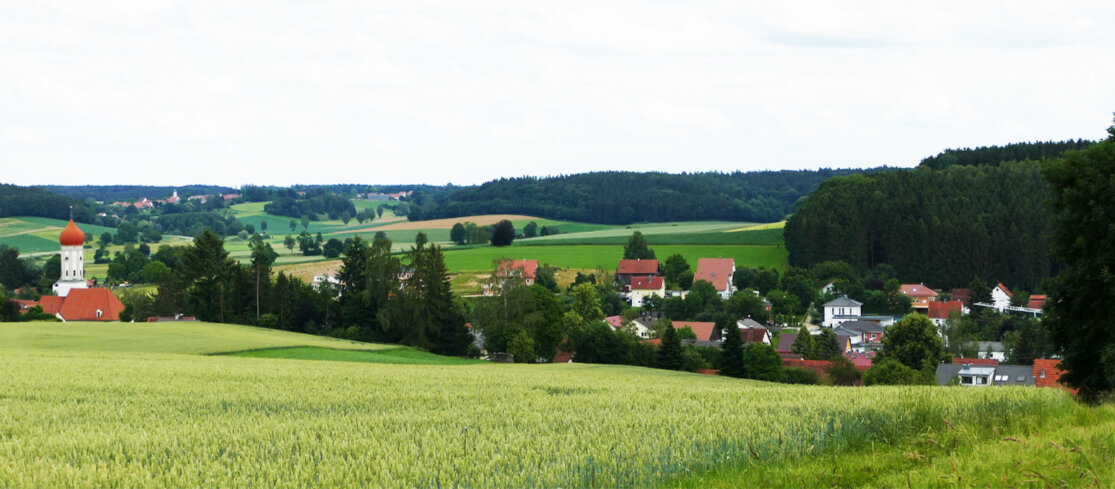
[782,141,1091,291]
[0,185,96,222]
[403,169,869,224]
[36,185,236,202]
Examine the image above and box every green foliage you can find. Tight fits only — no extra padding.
[824,355,862,386]
[622,231,656,260]
[742,343,783,382]
[790,326,816,358]
[507,330,536,363]
[662,253,690,289]
[1042,125,1115,401]
[876,314,948,372]
[783,367,820,385]
[523,221,538,238]
[919,139,1094,170]
[656,324,683,370]
[718,322,746,378]
[862,359,926,386]
[490,219,515,247]
[813,328,842,361]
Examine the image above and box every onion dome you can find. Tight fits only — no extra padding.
[59,220,85,246]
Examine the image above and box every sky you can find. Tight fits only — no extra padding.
[1,1,1113,187]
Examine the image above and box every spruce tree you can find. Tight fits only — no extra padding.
[718,322,746,377]
[623,231,656,260]
[656,324,683,370]
[790,325,816,359]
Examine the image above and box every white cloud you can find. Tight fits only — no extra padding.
[0,126,49,145]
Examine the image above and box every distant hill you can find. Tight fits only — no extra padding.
[0,184,92,222]
[406,170,875,225]
[37,185,237,202]
[918,139,1093,170]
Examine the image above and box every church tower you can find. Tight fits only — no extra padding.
[52,219,89,297]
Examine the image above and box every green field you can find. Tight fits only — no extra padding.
[442,244,788,272]
[227,346,482,365]
[0,217,118,254]
[1,321,1106,488]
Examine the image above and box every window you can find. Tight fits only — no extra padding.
[96,309,103,318]
[961,376,973,385]
[1040,369,1046,379]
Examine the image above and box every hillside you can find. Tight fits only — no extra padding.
[2,321,1106,488]
[405,170,870,225]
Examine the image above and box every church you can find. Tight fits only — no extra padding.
[34,220,126,321]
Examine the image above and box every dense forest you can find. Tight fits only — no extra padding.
[783,141,1089,291]
[918,139,1093,170]
[37,185,236,202]
[0,185,96,223]
[404,170,869,224]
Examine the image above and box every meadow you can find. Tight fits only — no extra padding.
[441,244,788,272]
[0,322,1108,488]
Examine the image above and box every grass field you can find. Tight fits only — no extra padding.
[1,321,1105,488]
[0,217,117,254]
[441,244,788,272]
[227,346,482,365]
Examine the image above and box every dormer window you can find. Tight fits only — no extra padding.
[96,309,103,318]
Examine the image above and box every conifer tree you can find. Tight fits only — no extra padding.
[623,231,655,260]
[656,324,683,370]
[718,322,746,377]
[790,325,816,359]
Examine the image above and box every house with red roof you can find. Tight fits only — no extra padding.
[899,284,938,311]
[738,327,771,346]
[927,300,967,327]
[616,259,659,285]
[483,259,540,295]
[673,321,717,342]
[54,288,125,321]
[1026,294,1047,310]
[990,283,1013,310]
[1033,359,1076,393]
[693,258,735,298]
[628,276,664,308]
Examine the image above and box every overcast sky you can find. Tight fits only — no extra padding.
[2,1,1112,187]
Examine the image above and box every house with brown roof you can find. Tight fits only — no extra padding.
[899,284,938,311]
[673,321,717,342]
[693,258,735,299]
[616,259,659,285]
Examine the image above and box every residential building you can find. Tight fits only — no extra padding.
[927,300,966,327]
[936,363,1035,386]
[693,258,736,299]
[616,259,659,285]
[673,321,717,342]
[483,259,539,295]
[822,296,862,328]
[899,284,939,311]
[628,276,664,308]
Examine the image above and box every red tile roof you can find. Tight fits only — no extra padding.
[844,351,875,370]
[630,276,664,291]
[673,321,717,341]
[739,328,769,344]
[604,315,624,329]
[499,259,539,280]
[928,300,965,319]
[899,284,938,298]
[694,258,734,292]
[1027,294,1047,310]
[58,288,125,321]
[617,259,658,275]
[954,357,999,366]
[1033,359,1074,392]
[11,299,37,310]
[951,288,970,305]
[38,296,65,315]
[552,350,574,363]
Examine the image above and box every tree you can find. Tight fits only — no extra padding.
[622,231,655,260]
[283,235,296,254]
[490,220,515,247]
[301,215,311,230]
[718,322,746,378]
[181,229,235,323]
[507,330,535,363]
[523,221,538,238]
[1042,122,1115,401]
[450,223,467,245]
[535,263,558,292]
[742,343,783,382]
[260,220,268,232]
[790,326,816,359]
[825,355,861,386]
[863,359,924,386]
[875,314,948,373]
[662,253,690,289]
[814,328,842,360]
[322,238,344,259]
[656,324,683,370]
[249,233,278,322]
[340,211,352,225]
[289,219,296,232]
[568,283,604,323]
[968,277,992,306]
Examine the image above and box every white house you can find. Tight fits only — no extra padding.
[628,276,665,308]
[991,283,1013,311]
[822,296,862,328]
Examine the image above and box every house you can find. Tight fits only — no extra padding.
[832,320,885,351]
[844,351,875,370]
[693,258,736,299]
[1033,359,1076,393]
[628,276,664,308]
[483,259,539,295]
[927,300,966,327]
[975,341,1006,362]
[822,296,862,327]
[951,288,970,306]
[776,332,850,356]
[738,327,771,345]
[616,259,659,285]
[1026,295,1047,310]
[312,274,341,289]
[953,357,998,366]
[737,317,765,330]
[990,283,1013,310]
[899,284,939,311]
[820,281,836,295]
[673,321,717,342]
[936,363,1035,386]
[165,190,180,204]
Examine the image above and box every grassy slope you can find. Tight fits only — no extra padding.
[441,244,788,271]
[0,217,117,254]
[227,346,482,365]
[0,322,388,355]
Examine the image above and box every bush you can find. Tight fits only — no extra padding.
[783,367,820,385]
[259,314,279,329]
[863,359,929,386]
[825,355,862,386]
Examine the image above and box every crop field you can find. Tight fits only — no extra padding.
[0,217,117,254]
[442,244,788,272]
[0,321,1098,488]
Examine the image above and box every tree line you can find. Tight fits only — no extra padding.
[918,139,1094,170]
[402,169,868,225]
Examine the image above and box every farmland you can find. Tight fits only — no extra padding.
[441,244,787,272]
[0,322,1105,488]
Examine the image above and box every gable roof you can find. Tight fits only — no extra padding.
[740,328,769,344]
[630,276,664,291]
[499,259,539,280]
[951,288,970,305]
[58,288,125,321]
[693,258,734,292]
[1027,294,1047,310]
[738,317,765,329]
[928,300,965,319]
[673,321,717,341]
[837,320,886,334]
[617,259,658,275]
[899,284,938,298]
[954,357,999,366]
[604,315,624,329]
[776,333,797,353]
[823,296,862,308]
[39,295,65,315]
